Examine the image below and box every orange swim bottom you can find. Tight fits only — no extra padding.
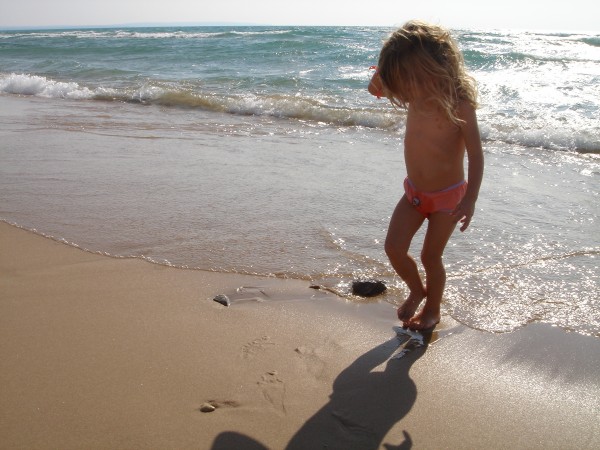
[404,178,467,218]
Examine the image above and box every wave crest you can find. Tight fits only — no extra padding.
[0,73,398,129]
[2,73,598,153]
[0,73,93,99]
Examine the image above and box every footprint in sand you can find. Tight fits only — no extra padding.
[258,371,286,414]
[242,335,275,359]
[295,346,326,380]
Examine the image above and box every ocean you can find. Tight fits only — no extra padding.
[1,26,598,337]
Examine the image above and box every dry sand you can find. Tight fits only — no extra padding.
[1,221,599,449]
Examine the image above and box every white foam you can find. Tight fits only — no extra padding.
[0,73,93,99]
[131,84,165,102]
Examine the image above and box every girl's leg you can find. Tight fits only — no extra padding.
[384,195,426,325]
[407,211,457,330]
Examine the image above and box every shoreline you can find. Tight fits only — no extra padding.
[2,91,598,338]
[2,221,599,449]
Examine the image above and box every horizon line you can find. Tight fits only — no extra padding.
[1,22,378,31]
[0,22,597,34]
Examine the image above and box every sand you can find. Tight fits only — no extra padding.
[1,221,599,449]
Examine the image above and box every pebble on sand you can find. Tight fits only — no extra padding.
[200,403,216,413]
[213,294,231,307]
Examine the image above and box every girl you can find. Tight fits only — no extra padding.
[369,21,484,331]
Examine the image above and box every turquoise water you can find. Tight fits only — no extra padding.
[2,26,599,150]
[1,26,599,336]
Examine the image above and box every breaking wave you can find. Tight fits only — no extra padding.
[2,72,599,153]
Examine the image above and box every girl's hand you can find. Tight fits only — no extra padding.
[452,198,476,232]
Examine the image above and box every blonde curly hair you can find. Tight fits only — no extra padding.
[377,20,478,124]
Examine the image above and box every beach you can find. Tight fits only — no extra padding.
[2,221,599,449]
[1,27,599,337]
[1,25,599,449]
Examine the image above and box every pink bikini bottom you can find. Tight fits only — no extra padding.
[404,177,467,218]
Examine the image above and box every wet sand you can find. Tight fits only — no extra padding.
[1,221,599,449]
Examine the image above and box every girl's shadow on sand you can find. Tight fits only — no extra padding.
[211,328,433,450]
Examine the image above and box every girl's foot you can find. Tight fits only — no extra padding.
[407,308,440,332]
[397,290,426,325]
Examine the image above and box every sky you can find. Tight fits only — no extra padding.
[0,0,598,32]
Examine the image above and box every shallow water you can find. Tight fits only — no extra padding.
[1,94,598,337]
[1,26,599,336]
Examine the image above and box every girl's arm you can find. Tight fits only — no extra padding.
[453,100,484,232]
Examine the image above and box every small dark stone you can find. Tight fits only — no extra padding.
[351,280,387,297]
[200,402,216,413]
[213,294,231,307]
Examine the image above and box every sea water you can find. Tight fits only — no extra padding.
[1,26,598,336]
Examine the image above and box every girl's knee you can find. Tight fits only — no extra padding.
[385,238,401,257]
[385,238,408,263]
[420,249,443,270]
